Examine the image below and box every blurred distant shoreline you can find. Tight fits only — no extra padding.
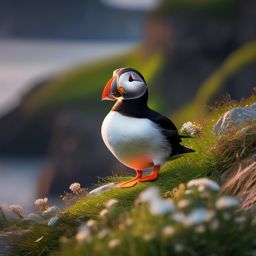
[0,38,137,208]
[0,38,137,116]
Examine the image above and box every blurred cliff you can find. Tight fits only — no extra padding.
[0,0,255,198]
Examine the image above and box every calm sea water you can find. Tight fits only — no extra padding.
[0,39,137,210]
[0,157,46,211]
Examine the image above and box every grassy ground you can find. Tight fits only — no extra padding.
[9,94,256,256]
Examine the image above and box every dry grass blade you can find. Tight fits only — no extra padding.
[222,154,256,210]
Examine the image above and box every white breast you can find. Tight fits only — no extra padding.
[101,111,171,170]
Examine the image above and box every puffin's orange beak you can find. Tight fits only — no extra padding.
[101,76,120,101]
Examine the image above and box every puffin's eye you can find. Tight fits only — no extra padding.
[128,74,134,82]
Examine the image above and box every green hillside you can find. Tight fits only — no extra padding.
[9,94,256,256]
[22,49,164,115]
[173,41,256,126]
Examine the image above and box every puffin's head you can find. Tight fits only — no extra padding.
[101,68,147,101]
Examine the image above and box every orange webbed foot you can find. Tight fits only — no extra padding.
[115,170,142,188]
[139,165,160,182]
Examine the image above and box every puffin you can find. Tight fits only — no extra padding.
[101,67,194,188]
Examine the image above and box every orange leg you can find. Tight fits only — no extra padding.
[115,170,142,188]
[139,165,160,182]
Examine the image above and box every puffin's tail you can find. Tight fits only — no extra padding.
[170,144,195,160]
[179,145,195,154]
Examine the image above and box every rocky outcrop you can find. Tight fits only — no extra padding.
[89,183,115,196]
[213,103,256,135]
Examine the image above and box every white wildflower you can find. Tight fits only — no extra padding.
[86,219,97,228]
[198,185,206,192]
[69,182,82,195]
[99,208,109,218]
[175,243,184,252]
[35,198,49,212]
[185,190,193,195]
[180,121,201,136]
[172,212,186,223]
[186,208,214,225]
[187,178,220,191]
[108,238,120,248]
[173,208,214,227]
[139,187,175,215]
[162,226,174,237]
[9,204,24,218]
[177,199,190,209]
[35,197,48,205]
[97,229,109,239]
[194,225,205,234]
[76,224,91,242]
[105,199,119,209]
[150,199,175,216]
[215,196,239,210]
[139,186,160,202]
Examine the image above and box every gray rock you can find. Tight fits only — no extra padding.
[48,216,59,227]
[89,183,116,196]
[42,206,60,218]
[23,213,44,223]
[213,103,256,135]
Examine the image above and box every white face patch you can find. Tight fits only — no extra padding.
[118,71,147,100]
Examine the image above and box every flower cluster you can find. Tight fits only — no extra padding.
[9,204,24,218]
[69,182,83,195]
[180,121,202,136]
[61,182,88,206]
[57,178,254,256]
[8,197,60,225]
[138,186,175,215]
[35,197,49,213]
[74,198,120,245]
